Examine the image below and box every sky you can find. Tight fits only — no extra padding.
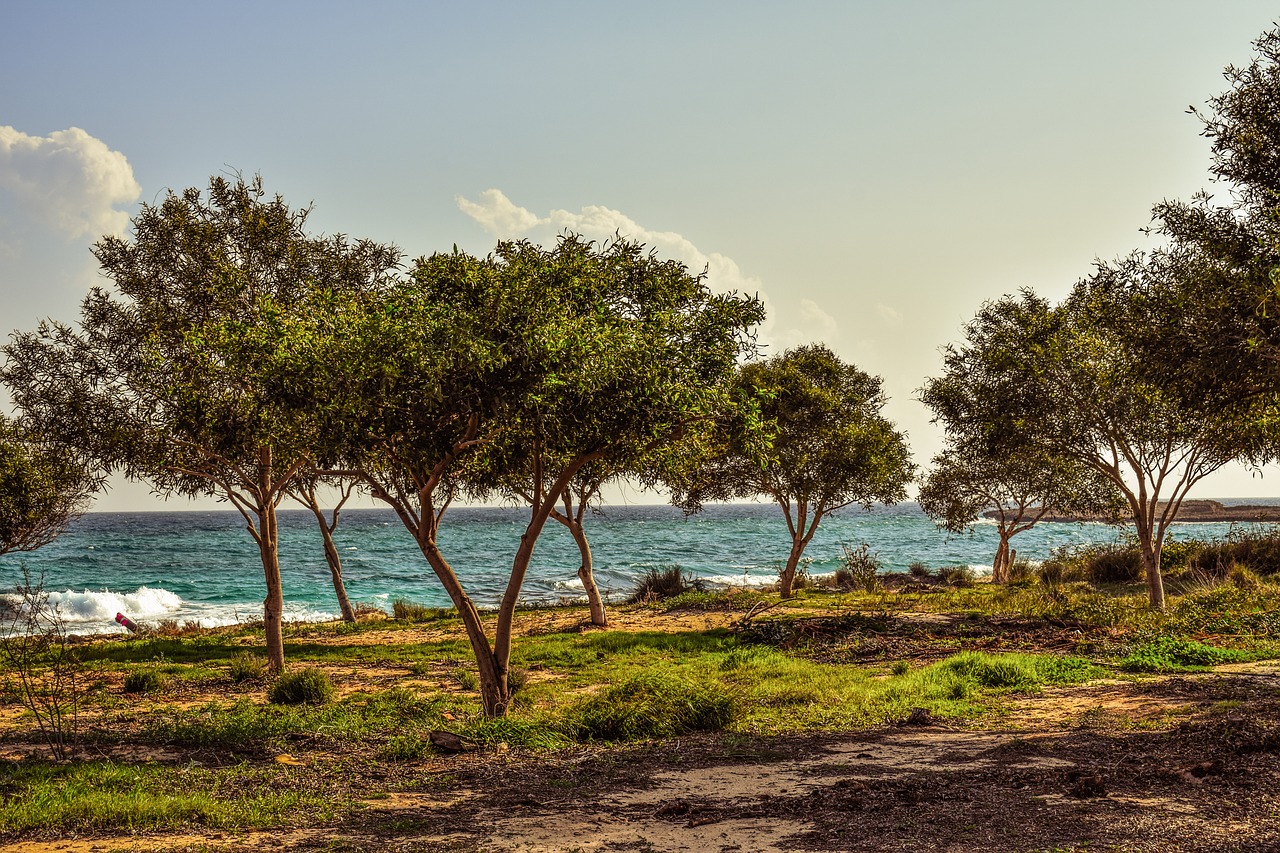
[2,0,1279,511]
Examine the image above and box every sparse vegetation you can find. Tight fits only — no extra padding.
[267,668,334,706]
[627,565,707,603]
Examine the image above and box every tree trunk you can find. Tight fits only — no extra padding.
[1133,512,1167,609]
[779,536,806,599]
[567,519,607,627]
[415,538,512,716]
[992,532,1012,584]
[257,500,285,673]
[319,526,357,623]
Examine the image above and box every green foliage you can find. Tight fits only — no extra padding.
[838,543,883,592]
[391,599,450,622]
[1118,637,1256,673]
[122,668,165,694]
[572,672,738,741]
[666,345,913,599]
[228,652,268,684]
[267,668,334,706]
[628,565,707,603]
[0,416,96,555]
[908,561,932,579]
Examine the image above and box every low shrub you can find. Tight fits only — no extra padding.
[268,668,334,706]
[908,561,931,579]
[937,565,976,587]
[839,544,882,592]
[1118,637,1255,673]
[1191,527,1280,578]
[123,668,164,694]
[573,672,737,740]
[228,652,267,684]
[392,599,448,622]
[628,566,707,603]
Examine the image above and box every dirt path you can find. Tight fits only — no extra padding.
[6,664,1279,853]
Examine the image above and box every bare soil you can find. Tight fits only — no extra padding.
[3,611,1279,852]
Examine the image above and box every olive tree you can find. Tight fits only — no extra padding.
[1,177,400,669]
[915,446,1118,583]
[945,277,1256,608]
[669,345,913,598]
[0,415,97,556]
[288,474,360,623]
[311,236,762,716]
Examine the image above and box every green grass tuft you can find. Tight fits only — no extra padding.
[572,672,737,741]
[268,669,334,706]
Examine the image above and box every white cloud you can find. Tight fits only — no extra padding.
[0,126,142,337]
[454,188,542,236]
[876,303,903,325]
[0,125,140,239]
[455,188,841,353]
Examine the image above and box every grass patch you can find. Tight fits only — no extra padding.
[391,599,452,622]
[122,668,165,694]
[1118,637,1261,673]
[0,761,332,834]
[268,669,334,706]
[572,672,738,741]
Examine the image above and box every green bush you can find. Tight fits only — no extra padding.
[228,652,267,684]
[937,565,976,587]
[392,599,449,622]
[1191,527,1280,578]
[268,668,334,706]
[573,672,737,740]
[628,566,707,603]
[839,543,883,591]
[908,561,931,579]
[123,668,164,694]
[1119,637,1254,673]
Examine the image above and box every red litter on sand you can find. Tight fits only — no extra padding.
[115,612,140,633]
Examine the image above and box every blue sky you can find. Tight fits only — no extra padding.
[3,1,1279,509]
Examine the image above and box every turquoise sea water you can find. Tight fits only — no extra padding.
[0,501,1273,633]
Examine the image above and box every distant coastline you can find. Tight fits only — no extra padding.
[984,499,1280,524]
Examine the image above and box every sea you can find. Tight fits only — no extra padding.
[0,500,1273,635]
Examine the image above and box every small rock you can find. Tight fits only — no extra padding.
[429,730,478,753]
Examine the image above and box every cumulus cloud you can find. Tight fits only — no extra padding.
[0,125,140,239]
[0,125,142,337]
[455,188,841,353]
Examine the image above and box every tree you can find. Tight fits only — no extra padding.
[311,235,762,716]
[920,316,1122,583]
[0,415,97,556]
[288,474,360,623]
[459,451,621,627]
[942,278,1256,608]
[669,345,913,599]
[915,445,1118,583]
[1,176,401,670]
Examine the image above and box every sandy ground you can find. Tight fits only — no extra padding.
[5,663,1278,853]
[3,606,1279,853]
